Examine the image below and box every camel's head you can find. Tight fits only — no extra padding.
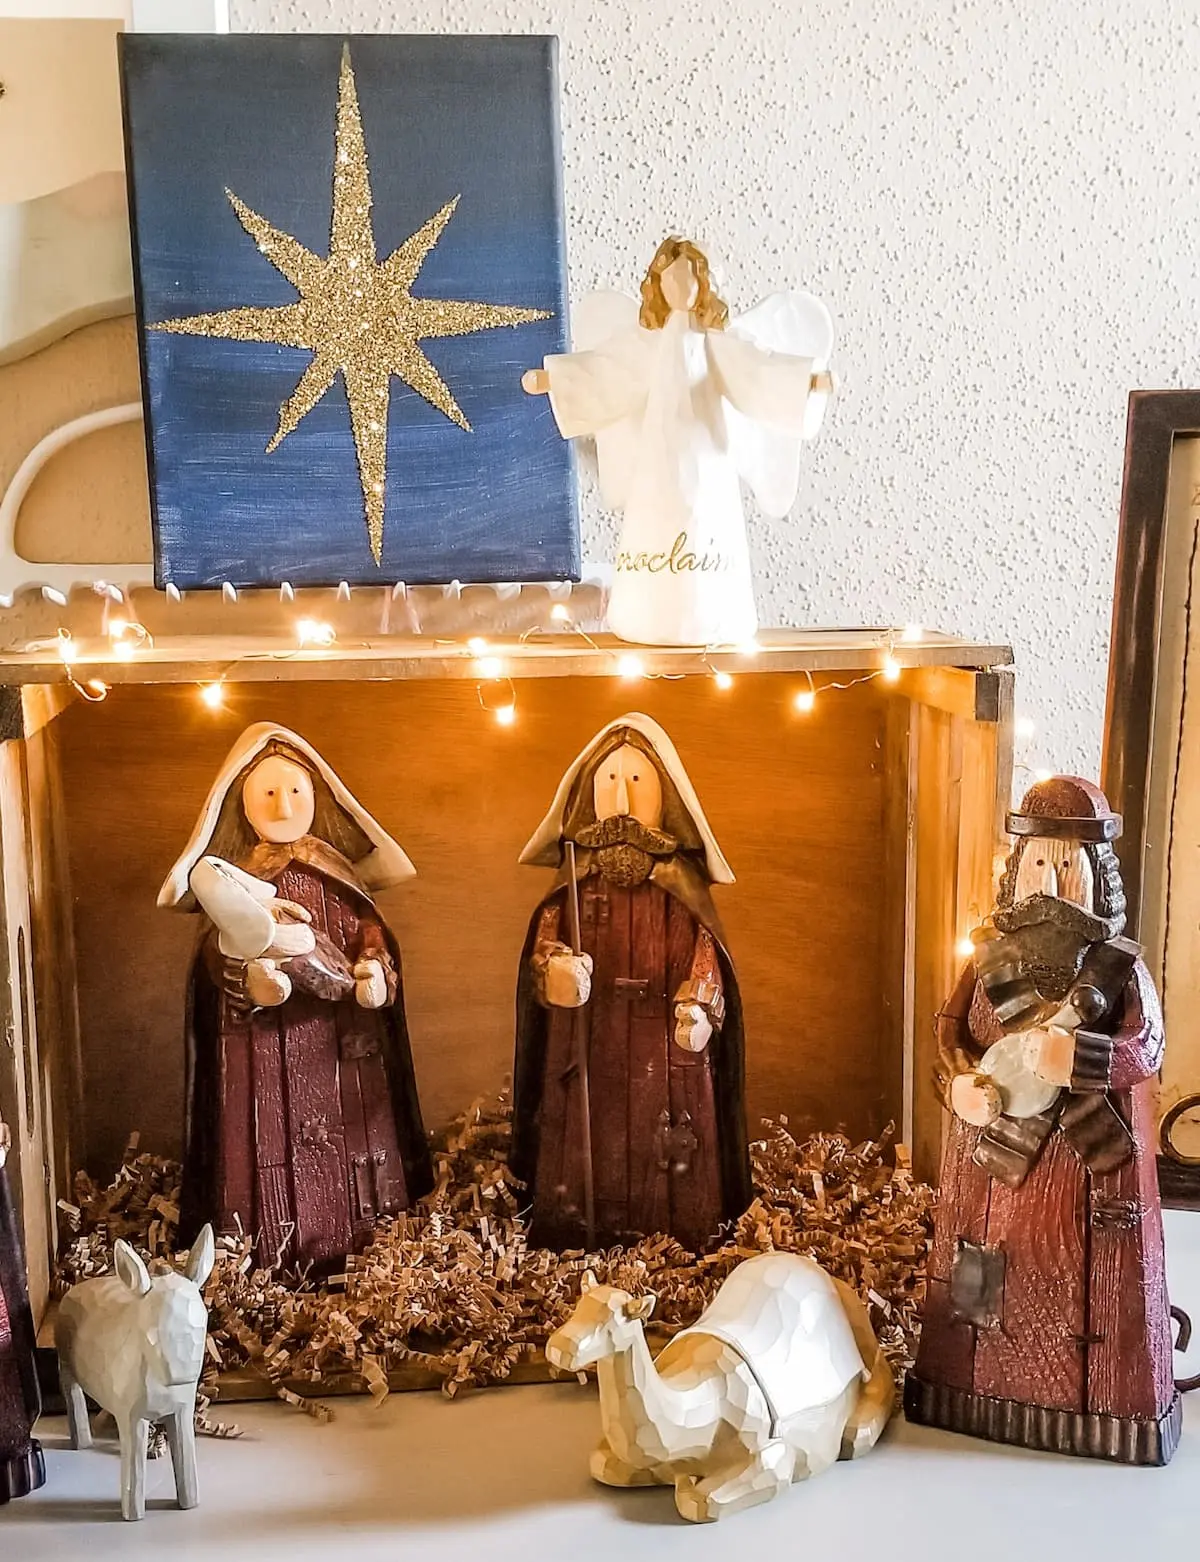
[545,1270,657,1371]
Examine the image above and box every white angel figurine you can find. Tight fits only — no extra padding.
[523,236,834,646]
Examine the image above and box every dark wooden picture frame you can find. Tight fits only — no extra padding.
[1102,390,1200,1207]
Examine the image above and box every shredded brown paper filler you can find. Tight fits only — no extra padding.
[55,1095,932,1429]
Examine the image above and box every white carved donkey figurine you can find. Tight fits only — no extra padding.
[57,1225,214,1521]
[546,1251,894,1523]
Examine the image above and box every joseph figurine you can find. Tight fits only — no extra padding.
[512,713,751,1252]
[905,777,1180,1464]
[160,723,431,1272]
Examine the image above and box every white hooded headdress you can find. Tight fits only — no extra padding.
[518,712,734,885]
[158,722,416,909]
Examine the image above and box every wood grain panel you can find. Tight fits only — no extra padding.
[56,673,891,1172]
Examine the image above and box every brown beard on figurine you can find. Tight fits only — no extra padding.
[0,1119,44,1503]
[159,723,432,1272]
[512,713,751,1253]
[905,776,1185,1464]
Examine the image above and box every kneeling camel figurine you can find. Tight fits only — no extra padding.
[546,1251,894,1523]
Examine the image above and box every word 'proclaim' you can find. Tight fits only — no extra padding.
[615,532,734,575]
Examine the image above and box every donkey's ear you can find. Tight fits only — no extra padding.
[185,1224,215,1288]
[580,1268,598,1293]
[114,1240,152,1298]
[624,1291,656,1322]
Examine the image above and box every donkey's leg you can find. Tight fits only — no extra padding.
[674,1439,793,1523]
[119,1415,150,1521]
[59,1361,92,1450]
[165,1405,199,1509]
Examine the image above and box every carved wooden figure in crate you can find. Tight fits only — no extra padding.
[57,1226,214,1522]
[905,776,1187,1463]
[512,713,751,1251]
[547,1252,894,1523]
[159,723,432,1272]
[0,1118,45,1504]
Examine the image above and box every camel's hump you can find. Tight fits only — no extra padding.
[670,1253,868,1421]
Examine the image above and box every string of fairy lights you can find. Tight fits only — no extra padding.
[42,593,1043,965]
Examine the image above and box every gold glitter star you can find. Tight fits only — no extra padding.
[152,44,550,564]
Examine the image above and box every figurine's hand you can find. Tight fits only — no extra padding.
[1021,1024,1076,1087]
[673,1001,713,1054]
[353,957,389,1010]
[950,1070,1003,1127]
[539,944,593,1008]
[245,958,291,1009]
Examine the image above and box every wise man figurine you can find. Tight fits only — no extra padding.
[905,776,1181,1464]
[512,713,751,1252]
[0,1118,44,1503]
[159,723,431,1272]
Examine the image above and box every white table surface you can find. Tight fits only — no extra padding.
[6,1208,1200,1561]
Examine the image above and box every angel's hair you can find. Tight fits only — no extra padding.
[638,236,728,332]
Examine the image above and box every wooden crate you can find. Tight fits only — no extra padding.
[0,610,1012,1329]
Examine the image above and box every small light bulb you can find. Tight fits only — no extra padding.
[476,655,504,681]
[882,654,902,683]
[467,636,489,655]
[1034,767,1053,783]
[713,671,734,691]
[738,640,762,658]
[113,639,137,661]
[617,654,645,681]
[199,682,225,710]
[794,688,816,714]
[108,617,129,639]
[296,619,335,648]
[1015,715,1036,740]
[57,637,78,664]
[549,603,571,624]
[494,702,516,727]
[955,937,975,960]
[85,679,108,700]
[900,623,924,644]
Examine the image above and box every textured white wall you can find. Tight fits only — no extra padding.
[232,0,1200,779]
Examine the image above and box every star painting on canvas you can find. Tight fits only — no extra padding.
[121,34,579,589]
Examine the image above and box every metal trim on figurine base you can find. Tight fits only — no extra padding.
[904,1374,1182,1467]
[0,1441,45,1504]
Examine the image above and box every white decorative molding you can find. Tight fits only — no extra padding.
[0,402,149,603]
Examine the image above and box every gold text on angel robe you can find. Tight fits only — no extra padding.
[615,531,734,575]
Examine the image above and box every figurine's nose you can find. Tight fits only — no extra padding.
[1039,858,1059,897]
[272,790,294,821]
[615,774,630,816]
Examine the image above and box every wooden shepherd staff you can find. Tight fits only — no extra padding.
[564,841,596,1248]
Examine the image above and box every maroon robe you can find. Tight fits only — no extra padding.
[512,862,750,1252]
[0,1150,43,1503]
[905,956,1179,1463]
[181,839,431,1271]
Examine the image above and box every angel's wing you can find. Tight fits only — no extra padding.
[558,289,652,511]
[714,289,834,517]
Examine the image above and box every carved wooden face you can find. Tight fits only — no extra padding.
[660,252,700,313]
[1014,834,1095,911]
[593,742,663,828]
[241,754,316,844]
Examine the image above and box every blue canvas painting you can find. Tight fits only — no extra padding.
[120,34,580,589]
